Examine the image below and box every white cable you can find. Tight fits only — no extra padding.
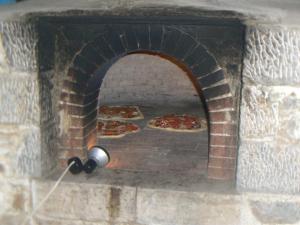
[21,161,75,225]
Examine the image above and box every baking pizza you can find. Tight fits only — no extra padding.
[147,114,207,132]
[98,105,143,120]
[97,120,140,138]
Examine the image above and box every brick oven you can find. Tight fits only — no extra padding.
[2,2,300,225]
[38,15,244,180]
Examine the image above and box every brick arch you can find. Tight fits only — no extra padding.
[60,25,237,180]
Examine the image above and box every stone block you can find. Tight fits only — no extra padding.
[237,140,300,194]
[250,200,300,224]
[0,214,29,225]
[0,124,41,177]
[32,181,136,223]
[0,33,8,73]
[40,122,58,176]
[0,21,37,72]
[240,85,279,139]
[33,217,144,225]
[33,217,109,225]
[0,178,31,215]
[32,180,111,221]
[243,26,300,85]
[0,77,40,125]
[240,85,300,140]
[108,186,137,223]
[137,188,241,225]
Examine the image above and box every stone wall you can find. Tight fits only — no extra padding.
[1,10,300,225]
[237,26,300,194]
[0,20,39,224]
[3,177,300,225]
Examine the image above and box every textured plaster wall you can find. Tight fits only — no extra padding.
[99,54,200,106]
[237,26,300,194]
[0,21,42,224]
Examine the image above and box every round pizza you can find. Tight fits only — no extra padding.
[98,105,144,120]
[97,120,140,138]
[147,114,207,132]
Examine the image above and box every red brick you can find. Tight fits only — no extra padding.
[207,167,235,180]
[207,97,234,111]
[60,92,69,101]
[210,124,237,136]
[209,146,237,158]
[70,110,97,127]
[58,148,86,159]
[60,137,86,148]
[210,135,237,147]
[210,111,236,122]
[86,130,97,149]
[208,157,236,169]
[67,104,84,116]
[69,93,85,105]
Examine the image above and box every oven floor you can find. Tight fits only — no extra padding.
[97,103,208,175]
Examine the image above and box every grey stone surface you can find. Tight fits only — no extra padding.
[243,26,300,85]
[0,33,8,74]
[32,180,111,221]
[33,180,137,223]
[0,214,29,225]
[237,140,300,194]
[239,85,300,193]
[137,188,241,225]
[0,21,37,72]
[0,124,41,177]
[250,200,300,224]
[33,217,109,225]
[0,178,31,215]
[0,76,40,125]
[1,0,300,26]
[33,217,144,225]
[240,85,279,139]
[40,122,57,176]
[240,85,300,140]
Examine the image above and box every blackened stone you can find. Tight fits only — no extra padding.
[80,47,106,66]
[83,99,98,115]
[63,80,82,94]
[92,36,115,60]
[84,91,99,105]
[123,25,138,51]
[38,23,55,71]
[199,69,225,87]
[69,67,91,87]
[133,24,150,50]
[84,119,97,134]
[73,55,98,75]
[183,44,207,67]
[161,27,182,56]
[103,27,126,56]
[191,55,218,77]
[113,25,128,51]
[149,25,163,51]
[173,33,198,60]
[203,84,230,100]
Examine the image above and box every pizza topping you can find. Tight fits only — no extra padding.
[99,105,143,120]
[148,114,206,132]
[97,120,140,138]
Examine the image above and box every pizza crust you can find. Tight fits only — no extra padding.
[147,115,207,132]
[97,120,140,138]
[98,105,144,120]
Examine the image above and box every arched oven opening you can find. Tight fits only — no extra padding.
[53,19,242,181]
